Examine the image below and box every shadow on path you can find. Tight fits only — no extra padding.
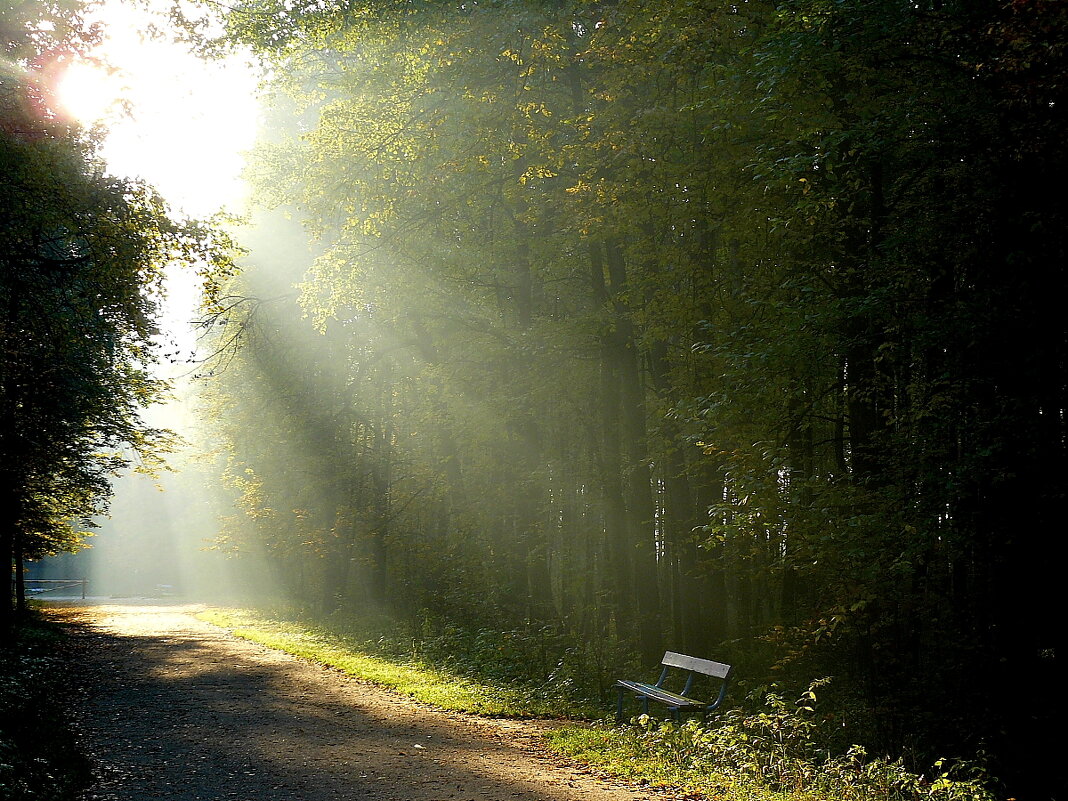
[50,604,658,801]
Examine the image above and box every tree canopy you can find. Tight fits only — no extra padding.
[101,0,1068,796]
[1,0,234,631]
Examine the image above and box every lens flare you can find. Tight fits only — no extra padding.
[56,60,122,124]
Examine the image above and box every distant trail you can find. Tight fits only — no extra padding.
[53,603,666,801]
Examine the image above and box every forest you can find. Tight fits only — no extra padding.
[3,1,1065,799]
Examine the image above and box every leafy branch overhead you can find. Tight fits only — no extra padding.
[1,0,238,628]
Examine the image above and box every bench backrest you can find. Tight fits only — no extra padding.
[662,651,732,679]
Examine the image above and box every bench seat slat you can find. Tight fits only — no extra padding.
[615,680,703,708]
[615,651,732,721]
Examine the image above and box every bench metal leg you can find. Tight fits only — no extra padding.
[617,690,653,722]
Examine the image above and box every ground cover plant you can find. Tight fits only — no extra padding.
[198,607,613,718]
[548,689,996,801]
[0,609,89,801]
[199,608,996,801]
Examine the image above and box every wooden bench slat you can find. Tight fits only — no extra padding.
[616,680,702,707]
[661,651,731,679]
[615,651,732,721]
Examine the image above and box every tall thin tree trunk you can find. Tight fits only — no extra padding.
[604,239,661,660]
[589,242,632,634]
[0,514,12,638]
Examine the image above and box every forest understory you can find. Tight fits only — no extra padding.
[0,604,1002,801]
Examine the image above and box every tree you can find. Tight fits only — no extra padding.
[200,1,1065,793]
[1,2,235,631]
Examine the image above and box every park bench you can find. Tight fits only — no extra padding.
[616,651,732,721]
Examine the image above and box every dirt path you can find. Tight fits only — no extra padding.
[52,603,668,801]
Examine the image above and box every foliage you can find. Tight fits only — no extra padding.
[0,610,89,801]
[192,0,1065,796]
[1,0,238,628]
[549,682,994,801]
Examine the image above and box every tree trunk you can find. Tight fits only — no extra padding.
[0,517,12,639]
[604,239,661,660]
[588,242,632,634]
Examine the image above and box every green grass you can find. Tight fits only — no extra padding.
[197,607,591,718]
[196,609,995,801]
[542,722,812,801]
[544,720,997,801]
[547,726,814,801]
[544,724,715,792]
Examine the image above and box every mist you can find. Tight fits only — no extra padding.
[18,2,1066,797]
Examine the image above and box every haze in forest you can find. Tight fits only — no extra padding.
[12,1,1065,799]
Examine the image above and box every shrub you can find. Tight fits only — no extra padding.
[623,681,995,801]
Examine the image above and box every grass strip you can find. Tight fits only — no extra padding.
[194,608,768,798]
[197,607,566,717]
[545,725,686,784]
[543,724,781,801]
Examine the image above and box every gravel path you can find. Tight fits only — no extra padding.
[51,603,667,801]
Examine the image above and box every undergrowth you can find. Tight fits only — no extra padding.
[198,608,996,801]
[549,682,996,801]
[0,609,90,801]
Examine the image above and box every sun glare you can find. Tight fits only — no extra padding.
[56,61,123,124]
[50,1,262,374]
[55,1,260,220]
